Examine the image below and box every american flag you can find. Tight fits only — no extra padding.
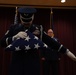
[5,30,49,51]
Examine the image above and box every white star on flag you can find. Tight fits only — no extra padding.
[15,46,21,51]
[44,43,48,48]
[25,45,31,50]
[34,36,39,40]
[24,36,30,41]
[34,43,40,49]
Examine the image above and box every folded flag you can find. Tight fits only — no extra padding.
[5,30,49,51]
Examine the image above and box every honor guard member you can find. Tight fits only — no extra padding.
[0,7,42,75]
[0,7,76,75]
[41,29,60,75]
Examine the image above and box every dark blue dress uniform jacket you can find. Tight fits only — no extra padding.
[0,24,67,75]
[42,38,60,60]
[0,24,41,75]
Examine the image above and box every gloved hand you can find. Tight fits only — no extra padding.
[13,31,27,40]
[66,49,76,61]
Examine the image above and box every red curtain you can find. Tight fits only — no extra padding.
[0,7,15,75]
[34,8,50,31]
[53,9,76,75]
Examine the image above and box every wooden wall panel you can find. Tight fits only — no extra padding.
[0,0,76,7]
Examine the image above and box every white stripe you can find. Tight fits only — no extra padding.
[6,38,8,45]
[58,44,63,52]
[12,37,15,41]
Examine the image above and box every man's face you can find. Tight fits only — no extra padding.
[20,19,33,27]
[20,14,34,26]
[47,29,54,37]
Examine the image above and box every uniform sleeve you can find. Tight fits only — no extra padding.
[0,25,14,47]
[42,32,67,54]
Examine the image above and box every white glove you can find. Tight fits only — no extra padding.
[66,49,76,61]
[13,31,27,40]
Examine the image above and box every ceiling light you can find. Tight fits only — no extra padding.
[61,0,66,3]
